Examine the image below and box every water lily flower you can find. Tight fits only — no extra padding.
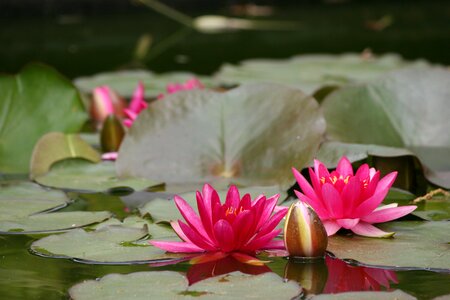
[90,86,126,128]
[284,201,328,258]
[292,157,417,238]
[123,81,148,128]
[323,256,398,293]
[157,77,205,99]
[150,184,288,254]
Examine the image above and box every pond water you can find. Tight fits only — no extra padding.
[1,191,449,299]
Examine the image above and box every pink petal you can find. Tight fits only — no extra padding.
[101,152,118,161]
[189,251,228,265]
[292,167,320,204]
[231,252,267,266]
[129,81,146,112]
[355,172,397,216]
[355,164,369,180]
[336,156,353,177]
[361,171,380,201]
[336,218,360,229]
[150,240,204,253]
[294,190,328,218]
[341,176,361,216]
[243,229,281,252]
[323,220,341,236]
[225,185,240,208]
[322,183,343,218]
[261,239,285,250]
[256,208,288,237]
[174,196,213,243]
[351,222,395,238]
[171,221,190,242]
[232,210,255,248]
[178,221,217,251]
[196,191,216,243]
[123,119,133,128]
[255,195,279,230]
[94,86,115,115]
[317,163,331,181]
[361,205,417,224]
[213,219,235,252]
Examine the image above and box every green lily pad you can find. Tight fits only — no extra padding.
[31,223,183,264]
[321,67,450,188]
[139,186,287,223]
[30,132,101,179]
[215,53,428,94]
[412,191,450,221]
[34,160,161,193]
[327,221,450,270]
[0,63,87,173]
[74,70,213,97]
[0,182,111,234]
[312,290,416,300]
[68,271,301,299]
[117,83,325,188]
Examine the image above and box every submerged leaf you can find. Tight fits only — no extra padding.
[68,271,301,299]
[34,160,160,193]
[0,63,87,173]
[117,83,325,188]
[30,132,101,179]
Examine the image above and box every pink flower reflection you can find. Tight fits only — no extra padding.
[323,256,398,293]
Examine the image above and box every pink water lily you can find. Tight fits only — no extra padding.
[292,157,416,238]
[150,184,288,254]
[157,78,204,99]
[123,81,148,128]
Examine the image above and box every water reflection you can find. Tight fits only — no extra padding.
[284,255,398,296]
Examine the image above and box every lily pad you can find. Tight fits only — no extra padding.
[68,271,301,299]
[31,223,183,264]
[215,53,428,94]
[321,67,450,188]
[0,63,87,173]
[74,70,213,97]
[411,191,450,221]
[0,182,111,234]
[139,186,287,223]
[312,290,416,300]
[327,221,450,270]
[34,159,160,193]
[117,83,325,188]
[30,132,101,179]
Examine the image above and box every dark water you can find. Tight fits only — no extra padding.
[1,192,449,299]
[1,0,449,78]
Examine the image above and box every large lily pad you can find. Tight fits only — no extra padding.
[321,67,450,188]
[0,63,87,173]
[327,221,450,270]
[68,271,301,299]
[215,53,428,94]
[312,290,416,300]
[74,70,213,97]
[0,182,111,234]
[34,160,160,193]
[139,185,286,223]
[31,222,183,264]
[117,83,325,188]
[30,132,101,179]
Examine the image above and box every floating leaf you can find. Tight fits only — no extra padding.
[215,53,428,94]
[321,67,450,188]
[34,160,160,193]
[68,271,301,299]
[139,186,287,223]
[31,223,182,264]
[74,70,213,97]
[0,182,111,234]
[117,83,325,188]
[327,221,450,270]
[30,132,100,179]
[0,63,87,173]
[311,290,416,300]
[411,190,450,221]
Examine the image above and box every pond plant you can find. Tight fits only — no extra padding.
[0,54,449,299]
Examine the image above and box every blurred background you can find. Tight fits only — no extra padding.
[1,0,449,78]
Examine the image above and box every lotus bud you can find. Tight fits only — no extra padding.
[100,115,125,153]
[284,258,328,296]
[284,201,328,258]
[90,86,126,128]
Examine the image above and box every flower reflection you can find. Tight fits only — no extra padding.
[323,256,398,293]
[284,255,398,296]
[187,252,271,285]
